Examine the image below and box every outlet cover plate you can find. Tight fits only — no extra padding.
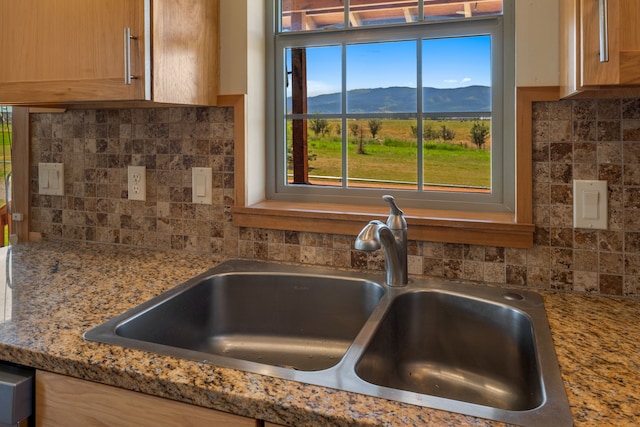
[128,166,146,201]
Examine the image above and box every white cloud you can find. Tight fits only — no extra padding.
[461,77,472,83]
[286,80,340,98]
[307,80,340,97]
[443,79,458,84]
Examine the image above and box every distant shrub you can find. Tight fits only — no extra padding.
[368,119,383,138]
[470,122,490,149]
[440,125,455,141]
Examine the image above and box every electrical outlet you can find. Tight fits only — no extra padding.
[128,166,146,201]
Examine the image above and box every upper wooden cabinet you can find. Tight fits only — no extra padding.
[560,0,640,98]
[0,0,219,106]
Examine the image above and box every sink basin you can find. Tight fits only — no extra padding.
[85,261,385,371]
[355,291,542,411]
[85,260,573,426]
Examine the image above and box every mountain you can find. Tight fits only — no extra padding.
[288,85,490,114]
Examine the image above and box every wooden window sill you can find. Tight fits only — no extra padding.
[232,201,534,248]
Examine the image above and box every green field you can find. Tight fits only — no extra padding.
[0,128,11,181]
[288,118,491,189]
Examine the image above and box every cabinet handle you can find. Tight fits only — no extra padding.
[598,0,609,62]
[124,27,139,84]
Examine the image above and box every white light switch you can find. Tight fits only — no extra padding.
[192,167,212,205]
[38,163,64,196]
[582,190,599,219]
[573,180,607,229]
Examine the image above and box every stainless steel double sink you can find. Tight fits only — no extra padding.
[84,259,573,426]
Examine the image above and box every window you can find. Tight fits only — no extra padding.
[0,106,11,247]
[267,0,514,212]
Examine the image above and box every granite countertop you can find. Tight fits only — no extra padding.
[0,240,638,426]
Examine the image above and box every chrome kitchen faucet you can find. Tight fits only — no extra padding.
[354,195,408,286]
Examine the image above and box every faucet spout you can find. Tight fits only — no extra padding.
[354,196,408,287]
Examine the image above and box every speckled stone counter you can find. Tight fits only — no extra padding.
[0,240,638,426]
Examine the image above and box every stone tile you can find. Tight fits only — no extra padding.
[443,259,463,280]
[624,275,640,297]
[598,99,621,120]
[506,264,527,286]
[622,99,640,119]
[574,250,598,272]
[407,255,423,276]
[573,142,597,162]
[573,100,597,120]
[505,247,527,265]
[423,258,444,277]
[573,271,599,293]
[484,262,505,283]
[597,141,623,164]
[597,121,621,141]
[464,245,485,261]
[600,274,623,296]
[485,246,505,263]
[599,252,623,274]
[526,266,550,289]
[463,260,484,281]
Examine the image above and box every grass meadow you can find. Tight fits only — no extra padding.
[288,118,491,189]
[0,128,11,180]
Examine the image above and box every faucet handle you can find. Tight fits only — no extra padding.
[382,195,406,230]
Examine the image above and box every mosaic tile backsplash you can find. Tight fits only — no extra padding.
[29,99,640,299]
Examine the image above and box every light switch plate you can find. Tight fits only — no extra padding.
[573,180,607,229]
[38,163,64,196]
[192,167,212,205]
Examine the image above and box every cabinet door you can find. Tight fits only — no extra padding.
[0,0,148,103]
[35,370,257,427]
[151,0,219,105]
[581,0,640,86]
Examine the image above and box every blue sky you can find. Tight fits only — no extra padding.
[288,36,491,97]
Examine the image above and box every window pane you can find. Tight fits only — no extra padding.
[286,46,342,115]
[347,41,417,114]
[349,0,419,28]
[424,0,503,22]
[281,1,345,32]
[423,118,491,191]
[281,1,504,31]
[347,118,418,190]
[287,119,343,186]
[422,35,491,192]
[423,36,491,111]
[0,106,11,246]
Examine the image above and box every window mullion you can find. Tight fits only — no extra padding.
[417,38,424,192]
[344,0,350,29]
[341,43,348,189]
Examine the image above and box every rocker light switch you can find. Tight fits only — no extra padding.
[582,190,599,219]
[573,180,607,229]
[192,167,212,205]
[38,163,64,196]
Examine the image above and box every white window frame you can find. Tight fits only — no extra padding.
[266,0,515,213]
